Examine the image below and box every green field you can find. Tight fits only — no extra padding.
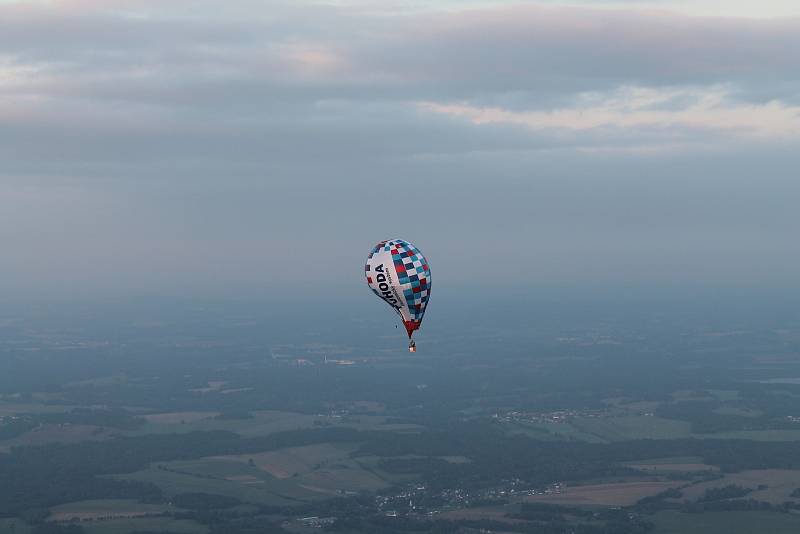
[212,442,390,493]
[652,511,800,534]
[48,499,174,521]
[525,481,681,506]
[16,515,207,534]
[0,424,115,452]
[505,415,694,443]
[113,459,315,506]
[571,416,693,442]
[132,410,321,436]
[703,429,800,441]
[624,456,718,474]
[113,439,400,507]
[507,420,608,442]
[132,410,421,437]
[79,517,207,534]
[509,412,800,444]
[0,402,74,416]
[678,469,800,504]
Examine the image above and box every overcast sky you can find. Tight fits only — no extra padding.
[1,0,798,299]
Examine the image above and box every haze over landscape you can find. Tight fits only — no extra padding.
[2,1,800,534]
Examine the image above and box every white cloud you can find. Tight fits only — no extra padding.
[324,0,800,19]
[420,86,800,150]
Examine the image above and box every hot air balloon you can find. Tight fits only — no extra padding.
[365,239,431,352]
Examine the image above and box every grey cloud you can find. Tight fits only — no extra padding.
[1,1,799,297]
[351,7,800,104]
[2,0,798,167]
[4,3,799,109]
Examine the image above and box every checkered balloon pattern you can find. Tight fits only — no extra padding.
[364,239,431,331]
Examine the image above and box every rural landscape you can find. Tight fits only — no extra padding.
[3,294,800,533]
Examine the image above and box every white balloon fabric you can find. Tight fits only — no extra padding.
[365,239,431,340]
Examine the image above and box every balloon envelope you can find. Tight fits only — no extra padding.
[365,239,431,338]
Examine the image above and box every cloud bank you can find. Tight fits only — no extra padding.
[1,0,798,297]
